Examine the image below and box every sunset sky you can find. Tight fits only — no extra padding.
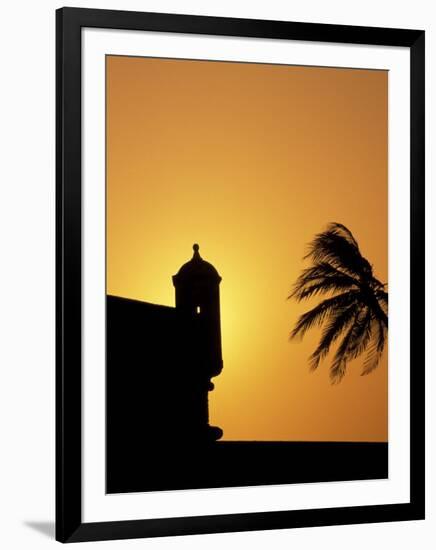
[106,55,388,442]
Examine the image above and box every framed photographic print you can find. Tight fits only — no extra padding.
[56,7,425,543]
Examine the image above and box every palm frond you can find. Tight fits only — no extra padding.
[375,290,389,321]
[290,291,359,340]
[376,289,388,304]
[292,276,358,301]
[361,318,387,375]
[344,307,373,361]
[329,321,357,383]
[330,223,360,249]
[289,262,360,301]
[309,303,359,370]
[305,223,373,281]
[329,307,373,383]
[371,295,388,328]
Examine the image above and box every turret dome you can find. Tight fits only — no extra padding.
[173,244,221,285]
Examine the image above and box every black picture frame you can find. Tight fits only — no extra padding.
[56,6,425,543]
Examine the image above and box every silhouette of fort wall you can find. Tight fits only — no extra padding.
[106,294,217,462]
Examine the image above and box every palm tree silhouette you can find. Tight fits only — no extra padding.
[289,223,388,383]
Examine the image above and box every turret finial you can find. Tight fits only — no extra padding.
[193,243,200,259]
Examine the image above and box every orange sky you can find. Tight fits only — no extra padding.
[106,55,388,442]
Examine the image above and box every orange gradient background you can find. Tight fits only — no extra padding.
[106,56,388,442]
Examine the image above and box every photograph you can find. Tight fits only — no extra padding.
[105,55,389,493]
